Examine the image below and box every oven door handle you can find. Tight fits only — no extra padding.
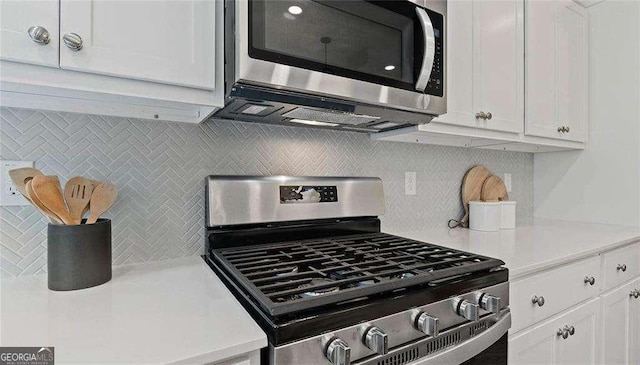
[409,309,511,365]
[415,7,436,93]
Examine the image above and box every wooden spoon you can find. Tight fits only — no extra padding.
[25,180,63,224]
[86,183,118,224]
[30,175,75,225]
[8,167,44,203]
[64,177,94,224]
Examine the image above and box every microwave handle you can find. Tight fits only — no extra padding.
[415,7,436,92]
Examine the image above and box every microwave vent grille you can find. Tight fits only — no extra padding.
[283,107,380,126]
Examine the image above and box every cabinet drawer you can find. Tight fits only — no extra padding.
[510,255,600,333]
[601,243,639,292]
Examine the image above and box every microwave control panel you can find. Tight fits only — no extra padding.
[424,9,444,97]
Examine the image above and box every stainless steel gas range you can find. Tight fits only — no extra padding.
[205,176,510,365]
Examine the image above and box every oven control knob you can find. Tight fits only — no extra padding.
[454,298,479,321]
[415,312,440,337]
[363,326,388,355]
[478,293,501,314]
[326,338,351,365]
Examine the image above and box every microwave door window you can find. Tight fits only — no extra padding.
[250,0,416,90]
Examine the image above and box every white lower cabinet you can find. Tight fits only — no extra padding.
[509,242,640,365]
[509,298,600,365]
[600,278,640,365]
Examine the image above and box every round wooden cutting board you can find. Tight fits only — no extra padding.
[481,175,509,202]
[460,165,492,226]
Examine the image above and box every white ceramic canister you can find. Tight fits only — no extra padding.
[469,201,501,232]
[500,201,517,230]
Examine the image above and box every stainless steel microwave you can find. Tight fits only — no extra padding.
[216,0,447,133]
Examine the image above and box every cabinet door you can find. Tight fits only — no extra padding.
[556,0,587,142]
[524,0,557,139]
[436,0,523,134]
[473,0,523,134]
[525,0,587,142]
[0,0,59,67]
[59,0,215,90]
[509,298,600,365]
[601,279,640,365]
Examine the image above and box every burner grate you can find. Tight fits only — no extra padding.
[211,232,504,316]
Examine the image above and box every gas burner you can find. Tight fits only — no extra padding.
[299,278,340,298]
[331,270,376,288]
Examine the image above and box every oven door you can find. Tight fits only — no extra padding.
[409,310,511,365]
[235,0,446,115]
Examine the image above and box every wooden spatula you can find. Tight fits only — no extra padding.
[86,183,118,224]
[30,175,75,225]
[8,167,44,203]
[25,180,64,224]
[64,177,94,224]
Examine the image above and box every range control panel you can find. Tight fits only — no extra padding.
[279,185,338,204]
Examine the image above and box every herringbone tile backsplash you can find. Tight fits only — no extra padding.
[0,107,533,277]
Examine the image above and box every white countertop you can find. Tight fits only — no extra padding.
[0,257,267,365]
[388,219,640,280]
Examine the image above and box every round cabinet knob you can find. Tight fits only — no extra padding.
[27,25,50,45]
[454,298,479,322]
[475,111,488,120]
[485,112,493,120]
[415,312,440,337]
[557,327,569,340]
[617,264,627,272]
[568,326,575,336]
[63,33,83,51]
[325,338,351,365]
[565,126,570,133]
[583,276,596,286]
[630,289,640,299]
[363,326,388,355]
[531,295,545,307]
[478,293,501,314]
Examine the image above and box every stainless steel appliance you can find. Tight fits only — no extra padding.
[205,176,510,365]
[215,0,446,133]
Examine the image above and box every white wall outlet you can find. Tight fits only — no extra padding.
[1,160,35,206]
[405,171,417,196]
[504,173,512,193]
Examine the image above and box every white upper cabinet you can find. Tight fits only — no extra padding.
[436,0,523,134]
[0,0,59,67]
[525,0,588,142]
[59,0,216,90]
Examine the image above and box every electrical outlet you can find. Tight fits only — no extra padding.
[405,171,417,196]
[504,173,512,193]
[1,160,35,206]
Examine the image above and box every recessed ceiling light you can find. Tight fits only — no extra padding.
[384,65,395,71]
[288,6,303,15]
[290,119,339,127]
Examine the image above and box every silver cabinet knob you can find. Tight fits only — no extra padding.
[27,25,50,45]
[557,327,569,339]
[485,112,492,120]
[630,289,640,299]
[558,126,563,133]
[363,326,388,355]
[475,111,487,120]
[326,338,350,365]
[565,126,570,133]
[583,276,596,286]
[454,298,479,321]
[568,325,575,336]
[415,312,439,337]
[62,33,83,51]
[617,264,627,272]
[479,294,501,314]
[531,295,545,307]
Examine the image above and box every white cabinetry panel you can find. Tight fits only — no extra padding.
[59,0,215,90]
